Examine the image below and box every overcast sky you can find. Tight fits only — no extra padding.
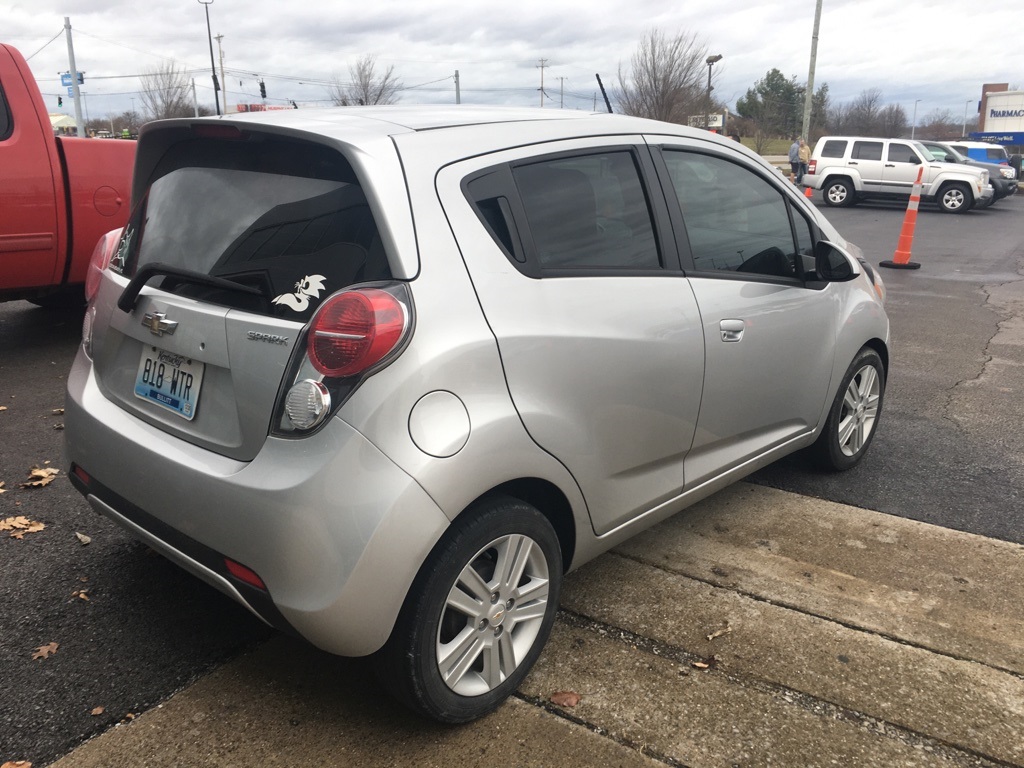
[6,0,1021,126]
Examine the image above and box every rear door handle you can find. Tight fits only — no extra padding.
[720,319,745,342]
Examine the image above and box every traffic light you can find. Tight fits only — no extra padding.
[57,95,63,107]
[259,80,266,99]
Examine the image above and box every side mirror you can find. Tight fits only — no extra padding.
[814,241,856,282]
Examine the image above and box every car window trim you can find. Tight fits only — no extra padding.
[648,143,817,287]
[462,143,682,279]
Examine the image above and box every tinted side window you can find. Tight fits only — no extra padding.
[852,141,883,161]
[0,82,12,141]
[512,151,661,270]
[887,143,919,163]
[821,140,847,158]
[662,151,799,278]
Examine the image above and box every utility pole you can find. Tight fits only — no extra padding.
[198,0,221,115]
[801,0,823,141]
[215,34,227,114]
[538,58,547,108]
[558,77,565,108]
[64,17,85,137]
[454,70,460,105]
[192,78,199,117]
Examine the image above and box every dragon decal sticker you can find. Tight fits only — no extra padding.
[273,275,328,312]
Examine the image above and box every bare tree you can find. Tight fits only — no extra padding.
[847,88,884,135]
[879,103,907,138]
[138,61,196,121]
[327,55,402,106]
[616,29,708,124]
[918,109,966,140]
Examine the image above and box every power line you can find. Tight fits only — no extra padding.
[24,29,64,61]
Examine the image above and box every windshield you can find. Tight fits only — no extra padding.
[919,143,966,163]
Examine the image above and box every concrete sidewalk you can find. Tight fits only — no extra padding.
[50,483,1024,767]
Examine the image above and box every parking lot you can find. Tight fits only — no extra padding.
[2,193,1023,766]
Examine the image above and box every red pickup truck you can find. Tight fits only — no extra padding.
[0,43,135,306]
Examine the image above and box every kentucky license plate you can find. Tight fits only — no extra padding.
[134,346,205,420]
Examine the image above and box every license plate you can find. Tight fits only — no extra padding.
[134,346,205,420]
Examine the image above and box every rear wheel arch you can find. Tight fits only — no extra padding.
[472,478,577,573]
[822,175,857,207]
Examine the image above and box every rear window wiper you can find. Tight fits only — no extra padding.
[117,262,266,313]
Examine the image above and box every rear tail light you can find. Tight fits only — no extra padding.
[308,288,407,377]
[85,228,124,303]
[274,283,412,435]
[808,159,817,175]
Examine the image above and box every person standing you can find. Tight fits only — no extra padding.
[798,138,811,183]
[788,137,801,184]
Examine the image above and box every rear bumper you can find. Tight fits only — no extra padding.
[65,349,450,657]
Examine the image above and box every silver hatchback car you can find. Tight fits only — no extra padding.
[66,107,889,722]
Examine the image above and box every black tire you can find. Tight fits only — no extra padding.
[823,177,855,208]
[373,496,562,723]
[811,347,885,471]
[937,182,972,214]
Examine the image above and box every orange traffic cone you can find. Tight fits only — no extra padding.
[880,167,923,270]
[804,186,813,199]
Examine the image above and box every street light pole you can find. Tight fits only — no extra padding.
[962,99,972,137]
[705,54,722,131]
[198,0,221,115]
[911,99,921,139]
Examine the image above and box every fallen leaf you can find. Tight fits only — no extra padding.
[32,642,59,660]
[21,466,60,489]
[120,712,136,723]
[52,408,65,415]
[550,690,582,707]
[1,516,46,539]
[75,532,92,545]
[691,655,721,670]
[53,424,65,431]
[2,761,32,768]
[0,405,7,411]
[90,706,105,716]
[706,624,732,642]
[0,481,6,494]
[72,589,90,601]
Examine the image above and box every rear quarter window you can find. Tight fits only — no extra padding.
[820,140,847,158]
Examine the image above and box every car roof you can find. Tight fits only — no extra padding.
[140,105,742,152]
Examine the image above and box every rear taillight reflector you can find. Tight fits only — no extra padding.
[224,558,267,590]
[308,289,406,378]
[808,159,817,175]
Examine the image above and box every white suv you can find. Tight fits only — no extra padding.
[803,136,992,213]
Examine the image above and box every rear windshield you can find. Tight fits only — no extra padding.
[113,134,390,321]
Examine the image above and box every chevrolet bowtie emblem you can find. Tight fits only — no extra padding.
[142,312,178,337]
